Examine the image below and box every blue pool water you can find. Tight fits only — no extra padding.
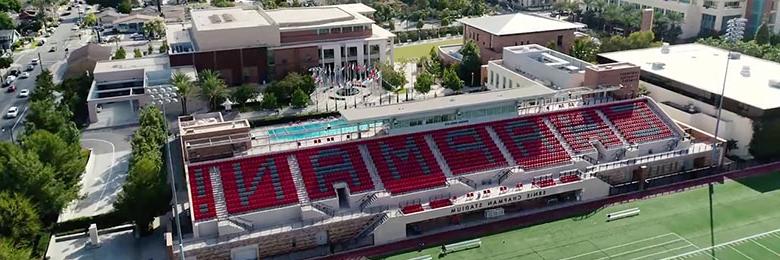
[267,120,380,142]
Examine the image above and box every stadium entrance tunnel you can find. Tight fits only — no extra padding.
[405,191,580,237]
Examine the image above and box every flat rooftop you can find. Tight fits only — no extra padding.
[600,43,780,110]
[191,8,272,31]
[458,13,584,36]
[335,3,376,15]
[341,85,555,122]
[266,6,374,30]
[93,55,170,74]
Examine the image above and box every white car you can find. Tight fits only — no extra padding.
[19,72,29,79]
[5,75,16,84]
[31,58,39,65]
[18,89,29,98]
[5,106,18,118]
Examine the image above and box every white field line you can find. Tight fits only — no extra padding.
[559,233,677,260]
[727,245,754,260]
[752,240,780,257]
[595,239,684,260]
[630,244,695,260]
[661,228,780,260]
[672,232,720,260]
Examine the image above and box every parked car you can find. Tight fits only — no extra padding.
[31,58,39,65]
[5,75,16,84]
[7,85,15,92]
[18,89,29,98]
[26,64,34,71]
[19,72,29,79]
[5,106,18,118]
[8,69,19,77]
[49,46,56,52]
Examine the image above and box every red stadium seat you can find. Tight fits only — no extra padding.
[601,101,674,144]
[431,125,508,175]
[489,116,571,170]
[364,133,446,194]
[294,143,374,200]
[547,109,623,153]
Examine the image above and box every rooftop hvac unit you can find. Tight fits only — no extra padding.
[660,42,670,54]
[728,52,741,59]
[651,62,665,70]
[770,79,780,89]
[740,65,750,77]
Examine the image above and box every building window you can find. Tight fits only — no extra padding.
[509,79,513,88]
[557,35,563,48]
[331,27,341,34]
[317,29,329,35]
[343,26,353,33]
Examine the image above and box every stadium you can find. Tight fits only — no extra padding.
[172,75,727,259]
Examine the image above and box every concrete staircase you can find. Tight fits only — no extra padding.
[208,167,228,220]
[287,155,310,205]
[358,144,385,191]
[424,134,454,178]
[354,213,389,239]
[544,118,576,158]
[595,109,630,146]
[485,126,517,167]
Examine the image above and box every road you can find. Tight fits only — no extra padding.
[0,9,91,141]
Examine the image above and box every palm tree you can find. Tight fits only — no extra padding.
[198,70,228,111]
[171,72,194,114]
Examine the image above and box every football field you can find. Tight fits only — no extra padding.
[385,172,780,260]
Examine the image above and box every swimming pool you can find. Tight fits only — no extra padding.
[267,120,381,143]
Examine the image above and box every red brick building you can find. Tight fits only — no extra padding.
[459,13,583,63]
[166,5,395,86]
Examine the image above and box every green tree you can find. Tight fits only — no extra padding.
[414,72,433,96]
[0,10,15,30]
[290,88,309,108]
[113,46,127,60]
[147,44,154,55]
[0,239,31,260]
[232,84,257,107]
[0,0,21,12]
[134,48,143,58]
[212,0,234,7]
[442,66,463,92]
[118,0,132,13]
[21,130,85,189]
[458,40,481,86]
[0,143,74,217]
[30,69,54,102]
[171,72,194,114]
[198,70,228,110]
[83,13,97,27]
[378,62,407,91]
[159,41,169,53]
[142,19,166,39]
[0,57,12,70]
[754,23,771,45]
[58,74,93,125]
[25,99,80,144]
[113,153,170,234]
[261,91,279,109]
[427,47,443,78]
[571,37,599,63]
[0,192,41,246]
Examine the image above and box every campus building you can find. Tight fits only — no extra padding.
[485,44,641,98]
[600,43,780,159]
[611,0,746,38]
[745,0,780,34]
[85,56,197,123]
[166,4,395,85]
[454,13,583,63]
[169,45,725,259]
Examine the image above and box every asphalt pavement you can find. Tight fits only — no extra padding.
[0,11,92,141]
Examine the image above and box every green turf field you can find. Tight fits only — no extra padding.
[386,172,780,260]
[394,39,462,62]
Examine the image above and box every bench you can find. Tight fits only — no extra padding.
[441,238,481,255]
[607,208,640,222]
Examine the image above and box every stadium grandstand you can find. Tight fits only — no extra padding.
[171,84,725,259]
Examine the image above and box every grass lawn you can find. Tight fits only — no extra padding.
[394,39,462,62]
[386,172,780,260]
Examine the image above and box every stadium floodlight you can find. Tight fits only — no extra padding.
[711,17,746,168]
[146,85,185,260]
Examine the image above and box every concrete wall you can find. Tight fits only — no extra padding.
[485,60,545,90]
[583,63,641,98]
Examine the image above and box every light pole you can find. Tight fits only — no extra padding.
[711,17,746,168]
[147,85,186,260]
